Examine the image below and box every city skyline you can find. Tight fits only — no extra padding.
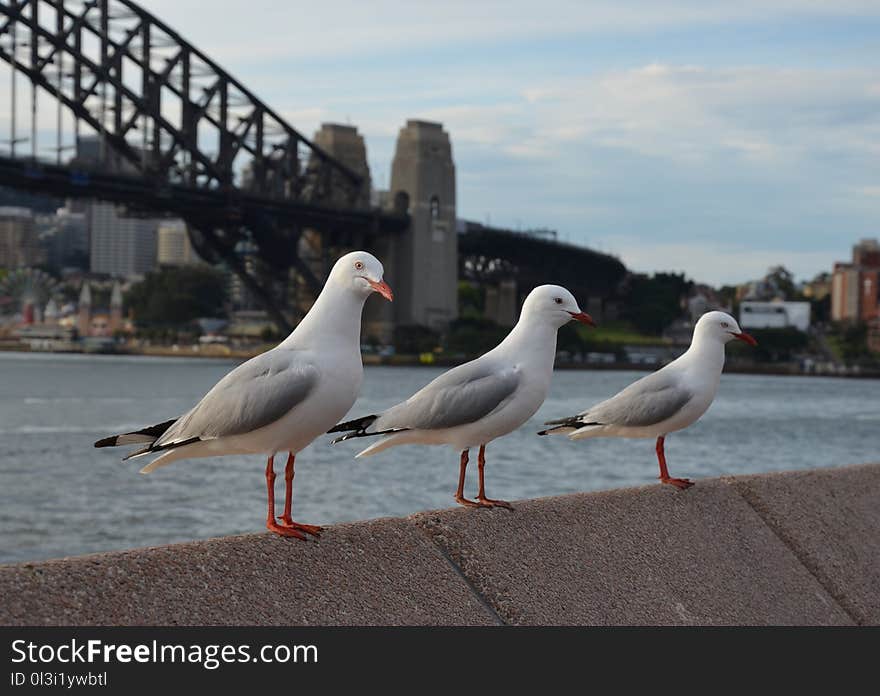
[125,0,880,286]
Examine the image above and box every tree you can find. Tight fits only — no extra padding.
[393,324,440,355]
[444,317,508,357]
[810,294,831,324]
[556,323,585,355]
[831,321,873,363]
[126,266,227,328]
[737,327,808,362]
[458,281,484,319]
[624,272,692,335]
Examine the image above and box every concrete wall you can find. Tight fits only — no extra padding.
[1,463,877,626]
[311,123,372,209]
[388,120,458,332]
[309,123,395,342]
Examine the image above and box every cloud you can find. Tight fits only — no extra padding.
[140,1,880,63]
[597,238,846,285]
[498,64,880,166]
[3,1,879,286]
[854,185,880,198]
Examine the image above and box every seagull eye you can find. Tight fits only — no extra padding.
[354,261,364,271]
[721,322,729,328]
[554,297,563,305]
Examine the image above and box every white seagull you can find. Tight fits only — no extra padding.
[95,251,393,539]
[329,285,594,509]
[539,310,757,489]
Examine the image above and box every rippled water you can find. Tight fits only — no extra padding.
[0,351,877,563]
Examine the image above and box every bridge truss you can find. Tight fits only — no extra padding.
[0,0,406,330]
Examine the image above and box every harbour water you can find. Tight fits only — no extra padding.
[0,351,877,564]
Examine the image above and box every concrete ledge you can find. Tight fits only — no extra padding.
[730,464,880,625]
[1,464,878,626]
[0,518,498,626]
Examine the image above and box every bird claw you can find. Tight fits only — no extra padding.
[276,517,323,537]
[455,494,514,510]
[454,495,482,508]
[476,497,514,511]
[661,477,694,490]
[266,520,308,540]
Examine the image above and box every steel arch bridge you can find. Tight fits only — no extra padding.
[0,0,407,330]
[458,222,628,311]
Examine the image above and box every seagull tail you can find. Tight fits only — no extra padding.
[568,424,605,441]
[354,431,417,458]
[138,446,190,474]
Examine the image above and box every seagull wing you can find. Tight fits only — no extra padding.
[154,349,319,448]
[580,369,693,428]
[372,361,520,432]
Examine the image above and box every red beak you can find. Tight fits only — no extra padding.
[367,279,394,302]
[732,331,757,346]
[569,311,596,327]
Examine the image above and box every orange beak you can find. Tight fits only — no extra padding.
[732,331,757,346]
[367,278,394,302]
[568,311,596,327]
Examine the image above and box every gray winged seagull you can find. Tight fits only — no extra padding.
[329,285,594,509]
[95,251,393,539]
[539,310,757,489]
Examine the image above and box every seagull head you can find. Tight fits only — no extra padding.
[330,251,393,302]
[695,310,757,346]
[520,284,595,329]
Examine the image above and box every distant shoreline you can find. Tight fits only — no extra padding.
[1,344,878,379]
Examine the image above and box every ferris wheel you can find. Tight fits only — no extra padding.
[0,268,60,321]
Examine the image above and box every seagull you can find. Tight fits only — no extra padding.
[538,310,757,489]
[329,285,594,509]
[94,251,393,539]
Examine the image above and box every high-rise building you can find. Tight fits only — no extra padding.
[0,207,44,269]
[157,220,202,266]
[852,238,880,267]
[71,135,158,278]
[38,204,89,270]
[88,202,157,277]
[831,238,880,322]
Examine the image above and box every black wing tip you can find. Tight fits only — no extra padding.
[543,417,580,427]
[538,417,600,436]
[537,425,572,436]
[327,414,378,435]
[94,418,178,450]
[330,432,356,445]
[330,426,410,445]
[122,436,202,461]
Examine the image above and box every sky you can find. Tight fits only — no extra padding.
[13,1,880,285]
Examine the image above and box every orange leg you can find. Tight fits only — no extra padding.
[265,455,306,539]
[275,452,322,537]
[656,436,693,490]
[454,450,480,508]
[476,444,513,510]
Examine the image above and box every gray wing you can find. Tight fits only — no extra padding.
[373,361,520,432]
[156,349,319,445]
[581,369,693,428]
